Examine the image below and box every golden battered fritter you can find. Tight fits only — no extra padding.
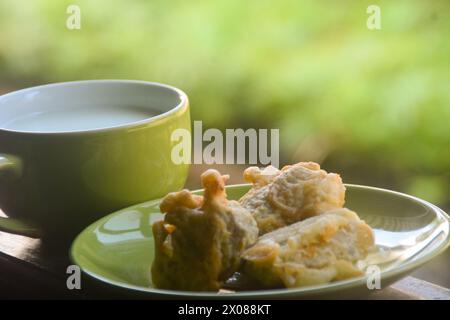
[241,208,375,288]
[240,162,346,234]
[151,169,258,291]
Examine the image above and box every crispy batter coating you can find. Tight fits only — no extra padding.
[240,162,346,234]
[241,208,375,288]
[152,169,258,291]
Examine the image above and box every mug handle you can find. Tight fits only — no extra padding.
[0,154,42,238]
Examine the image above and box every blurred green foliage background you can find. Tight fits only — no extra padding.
[0,0,448,209]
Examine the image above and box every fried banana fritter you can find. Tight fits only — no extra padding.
[151,169,258,291]
[240,162,346,234]
[241,208,375,288]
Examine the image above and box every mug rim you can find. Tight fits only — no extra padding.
[0,79,189,135]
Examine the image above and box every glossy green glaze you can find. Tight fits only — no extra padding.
[0,80,190,237]
[71,184,450,299]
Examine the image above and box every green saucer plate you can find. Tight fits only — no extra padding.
[70,184,449,299]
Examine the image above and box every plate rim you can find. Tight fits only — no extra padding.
[70,183,450,298]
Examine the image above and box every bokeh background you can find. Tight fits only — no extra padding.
[0,0,448,285]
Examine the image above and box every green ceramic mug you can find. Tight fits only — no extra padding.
[0,80,190,238]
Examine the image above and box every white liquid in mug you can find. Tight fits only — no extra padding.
[1,106,161,132]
